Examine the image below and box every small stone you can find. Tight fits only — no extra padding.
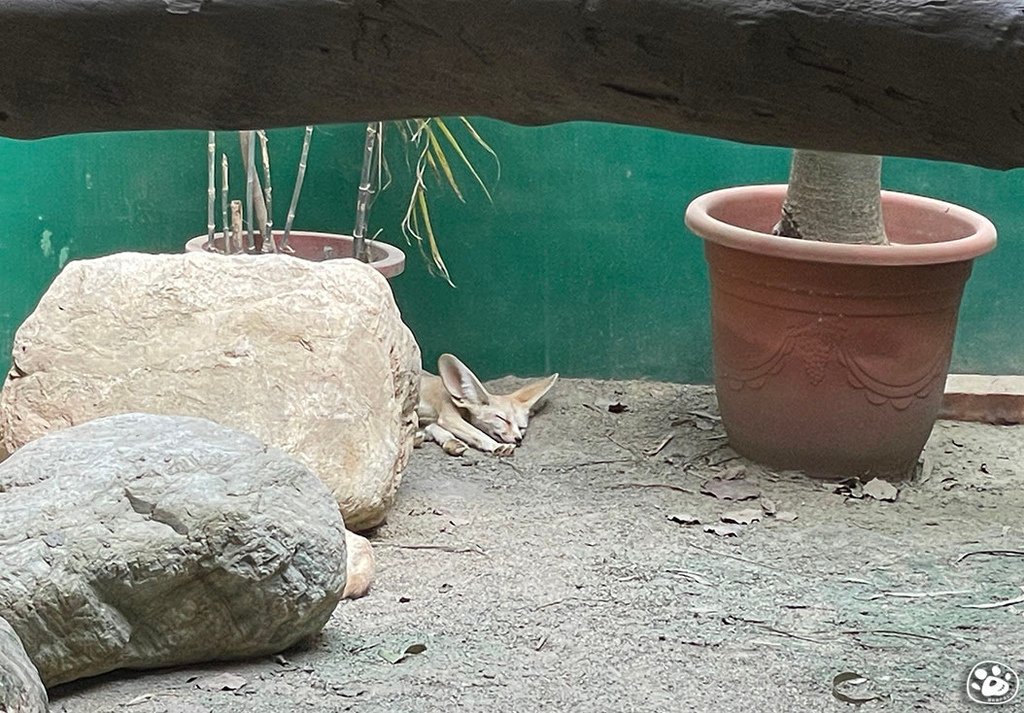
[863,478,899,502]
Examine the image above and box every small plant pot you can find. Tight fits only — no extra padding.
[685,184,996,481]
[184,231,406,279]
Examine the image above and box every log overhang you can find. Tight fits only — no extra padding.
[0,0,1022,169]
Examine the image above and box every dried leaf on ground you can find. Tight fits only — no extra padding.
[720,464,747,480]
[774,511,799,522]
[701,477,760,501]
[378,641,428,664]
[596,398,629,413]
[832,671,886,704]
[668,513,701,525]
[834,478,864,499]
[721,508,762,525]
[194,673,247,691]
[760,498,777,515]
[863,478,899,502]
[703,523,744,537]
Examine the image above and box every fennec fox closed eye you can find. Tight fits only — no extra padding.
[416,354,558,457]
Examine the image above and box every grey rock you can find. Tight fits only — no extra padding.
[0,616,47,712]
[0,413,347,687]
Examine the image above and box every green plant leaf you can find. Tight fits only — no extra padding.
[425,124,465,202]
[400,162,453,285]
[417,188,453,286]
[422,141,445,188]
[434,117,492,202]
[459,116,501,184]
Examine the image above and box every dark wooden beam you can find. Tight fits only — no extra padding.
[0,0,1022,169]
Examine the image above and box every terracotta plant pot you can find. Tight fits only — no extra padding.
[685,184,996,480]
[184,231,406,279]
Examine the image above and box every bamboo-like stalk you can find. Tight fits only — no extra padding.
[244,129,257,252]
[220,153,230,254]
[238,131,269,249]
[205,131,216,249]
[351,121,381,263]
[257,130,276,253]
[281,125,313,251]
[230,199,244,254]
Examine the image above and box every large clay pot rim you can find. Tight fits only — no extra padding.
[685,184,997,266]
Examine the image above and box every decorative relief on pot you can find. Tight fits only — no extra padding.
[719,316,954,409]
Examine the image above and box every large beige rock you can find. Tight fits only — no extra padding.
[0,252,420,531]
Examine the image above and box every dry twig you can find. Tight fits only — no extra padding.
[687,542,797,576]
[609,482,695,495]
[645,433,675,457]
[955,549,1024,564]
[856,589,973,602]
[960,587,1024,610]
[606,433,640,458]
[379,543,488,556]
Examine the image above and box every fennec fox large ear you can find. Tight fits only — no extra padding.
[438,354,492,407]
[511,373,559,411]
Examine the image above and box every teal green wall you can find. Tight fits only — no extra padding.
[1,121,1022,382]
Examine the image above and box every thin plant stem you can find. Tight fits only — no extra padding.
[220,153,230,254]
[281,125,313,250]
[206,131,216,249]
[257,130,276,253]
[352,121,380,263]
[239,131,269,250]
[230,200,244,254]
[244,130,257,251]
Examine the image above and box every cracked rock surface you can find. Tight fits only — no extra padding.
[0,616,47,712]
[0,251,421,532]
[0,413,347,687]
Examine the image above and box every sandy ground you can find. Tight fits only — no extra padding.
[50,378,1024,712]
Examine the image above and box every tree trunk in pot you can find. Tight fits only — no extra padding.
[776,151,889,246]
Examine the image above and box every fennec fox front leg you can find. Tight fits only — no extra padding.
[422,423,469,457]
[436,412,516,457]
[416,354,558,457]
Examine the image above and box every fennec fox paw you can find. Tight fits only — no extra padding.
[414,430,425,448]
[442,439,468,456]
[493,443,516,457]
